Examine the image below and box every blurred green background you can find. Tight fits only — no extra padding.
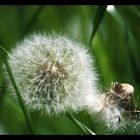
[0,5,140,135]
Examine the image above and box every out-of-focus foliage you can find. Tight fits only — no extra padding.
[0,5,140,135]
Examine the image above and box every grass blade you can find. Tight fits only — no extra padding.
[89,5,107,47]
[66,113,96,135]
[22,6,44,36]
[0,45,34,135]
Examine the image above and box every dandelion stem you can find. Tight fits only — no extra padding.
[89,5,107,47]
[0,45,34,135]
[66,113,96,135]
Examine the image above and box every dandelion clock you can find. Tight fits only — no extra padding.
[8,33,98,115]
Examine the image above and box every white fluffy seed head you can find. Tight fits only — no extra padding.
[85,91,121,129]
[8,33,98,115]
[87,93,123,131]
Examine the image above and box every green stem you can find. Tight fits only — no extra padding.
[0,45,34,135]
[78,120,96,135]
[66,113,96,135]
[0,45,9,56]
[89,5,107,47]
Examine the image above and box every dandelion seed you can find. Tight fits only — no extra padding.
[7,33,98,115]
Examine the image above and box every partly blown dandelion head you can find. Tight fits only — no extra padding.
[8,33,98,115]
[86,82,139,134]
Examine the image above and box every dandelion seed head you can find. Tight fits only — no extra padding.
[100,106,121,127]
[86,93,105,113]
[87,94,122,127]
[8,33,98,115]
